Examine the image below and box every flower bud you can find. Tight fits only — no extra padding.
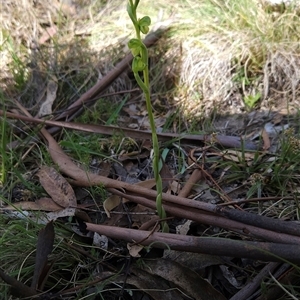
[132,56,146,72]
[128,38,143,56]
[139,16,151,34]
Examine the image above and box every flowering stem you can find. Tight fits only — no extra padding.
[127,1,169,232]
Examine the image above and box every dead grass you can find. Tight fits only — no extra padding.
[169,0,300,119]
[2,0,300,122]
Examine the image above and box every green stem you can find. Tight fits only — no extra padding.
[127,1,168,232]
[128,0,141,40]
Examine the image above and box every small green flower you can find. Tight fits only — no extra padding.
[132,56,146,72]
[138,16,151,34]
[128,38,143,56]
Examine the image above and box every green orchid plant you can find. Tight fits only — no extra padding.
[127,0,168,232]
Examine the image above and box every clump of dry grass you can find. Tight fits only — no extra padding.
[0,0,133,114]
[164,0,300,120]
[1,0,58,91]
[2,0,300,122]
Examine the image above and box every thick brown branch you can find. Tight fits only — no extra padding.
[217,206,300,237]
[1,110,257,150]
[108,188,300,245]
[53,30,166,122]
[85,223,300,264]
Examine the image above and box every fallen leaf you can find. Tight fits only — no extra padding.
[31,221,55,290]
[219,265,243,289]
[129,267,184,300]
[38,26,57,45]
[136,178,157,189]
[37,79,58,117]
[93,160,111,177]
[118,150,149,162]
[0,269,37,298]
[3,197,62,212]
[131,204,156,228]
[163,250,222,273]
[160,161,173,190]
[169,180,181,194]
[176,220,192,235]
[143,259,227,300]
[37,166,77,208]
[127,243,143,257]
[93,232,108,250]
[221,150,255,166]
[192,182,215,202]
[103,179,157,218]
[35,197,63,211]
[103,194,121,218]
[272,112,283,125]
[45,207,76,222]
[261,128,271,151]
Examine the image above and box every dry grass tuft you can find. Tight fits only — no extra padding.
[1,0,300,120]
[0,0,133,114]
[161,0,300,120]
[263,50,300,110]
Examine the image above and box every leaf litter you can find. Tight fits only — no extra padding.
[1,1,300,299]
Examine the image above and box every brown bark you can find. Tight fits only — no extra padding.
[108,188,300,245]
[217,206,300,237]
[1,110,257,150]
[85,223,300,264]
[53,30,166,122]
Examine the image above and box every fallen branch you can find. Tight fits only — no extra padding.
[53,29,167,122]
[1,110,257,150]
[85,223,300,264]
[9,103,300,252]
[229,262,280,300]
[107,188,300,245]
[216,205,300,237]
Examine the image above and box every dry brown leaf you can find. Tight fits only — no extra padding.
[31,221,55,291]
[122,160,134,172]
[143,259,227,300]
[129,267,184,300]
[176,220,192,235]
[0,270,37,298]
[272,112,284,125]
[127,243,143,257]
[3,197,62,212]
[103,194,121,218]
[261,128,271,151]
[45,207,76,221]
[37,79,58,117]
[163,250,223,272]
[35,197,63,211]
[160,162,173,190]
[38,26,57,45]
[136,178,156,189]
[118,150,149,162]
[104,179,157,218]
[169,180,181,194]
[131,204,156,228]
[221,150,255,165]
[37,166,77,208]
[97,161,111,177]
